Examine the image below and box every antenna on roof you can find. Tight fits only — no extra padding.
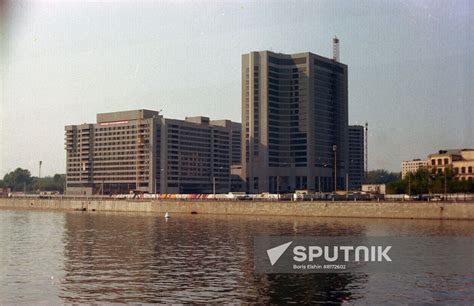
[333,36,340,62]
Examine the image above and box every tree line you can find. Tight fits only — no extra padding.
[387,168,474,194]
[362,169,473,194]
[1,167,472,195]
[0,168,65,193]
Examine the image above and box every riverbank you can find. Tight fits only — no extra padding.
[1,198,473,220]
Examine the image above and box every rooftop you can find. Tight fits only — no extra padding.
[96,109,160,123]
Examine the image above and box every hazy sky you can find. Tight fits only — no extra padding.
[1,0,473,176]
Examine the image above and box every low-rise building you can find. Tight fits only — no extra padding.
[427,149,474,181]
[362,184,386,195]
[401,159,427,179]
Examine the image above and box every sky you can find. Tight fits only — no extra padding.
[1,0,473,177]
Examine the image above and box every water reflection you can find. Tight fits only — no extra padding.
[60,213,371,303]
[0,210,65,304]
[0,209,472,304]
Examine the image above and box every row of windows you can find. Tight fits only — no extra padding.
[314,58,345,73]
[268,56,307,66]
[252,175,343,192]
[253,69,260,157]
[431,158,449,166]
[431,165,473,174]
[457,167,472,174]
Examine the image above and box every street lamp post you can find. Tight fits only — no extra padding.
[228,167,231,193]
[347,159,354,192]
[428,174,436,200]
[319,163,328,197]
[444,168,448,201]
[178,150,181,194]
[345,173,349,193]
[213,166,224,196]
[213,177,216,196]
[318,176,321,195]
[38,161,42,193]
[332,145,337,194]
[276,176,279,196]
[157,168,165,194]
[408,174,411,198]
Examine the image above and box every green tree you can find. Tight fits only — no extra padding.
[387,168,474,194]
[366,169,400,184]
[466,180,474,193]
[32,174,66,192]
[386,179,407,194]
[3,168,34,192]
[2,169,66,193]
[52,174,66,192]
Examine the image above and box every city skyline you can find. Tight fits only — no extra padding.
[1,1,473,176]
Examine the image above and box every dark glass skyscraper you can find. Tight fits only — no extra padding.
[348,125,365,190]
[241,51,348,193]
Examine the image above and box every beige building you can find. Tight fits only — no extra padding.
[241,50,348,193]
[427,149,474,181]
[65,110,241,195]
[361,184,386,195]
[401,159,427,179]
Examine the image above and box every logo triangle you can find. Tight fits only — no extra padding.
[267,241,293,266]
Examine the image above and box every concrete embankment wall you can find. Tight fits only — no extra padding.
[1,198,473,220]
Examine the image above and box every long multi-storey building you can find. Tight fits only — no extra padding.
[401,159,427,179]
[241,50,348,193]
[348,125,364,190]
[65,110,241,195]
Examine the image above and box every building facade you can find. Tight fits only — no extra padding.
[65,110,241,195]
[401,159,428,179]
[348,125,364,190]
[427,149,474,181]
[241,50,348,193]
[361,184,386,195]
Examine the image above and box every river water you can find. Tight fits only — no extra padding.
[0,209,473,304]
